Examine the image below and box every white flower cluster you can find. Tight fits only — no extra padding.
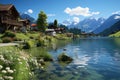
[4,76,14,80]
[0,65,3,70]
[6,67,14,73]
[0,55,4,61]
[1,67,14,74]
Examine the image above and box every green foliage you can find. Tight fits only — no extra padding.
[45,36,52,42]
[38,52,53,61]
[2,37,12,43]
[54,19,58,28]
[37,11,48,32]
[2,31,16,38]
[69,28,81,35]
[58,53,73,62]
[109,31,120,37]
[16,33,29,40]
[23,41,33,49]
[54,34,70,40]
[29,48,53,61]
[36,38,45,47]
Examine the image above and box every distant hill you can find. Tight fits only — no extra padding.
[99,20,120,36]
[20,13,35,23]
[93,14,120,34]
[109,31,120,37]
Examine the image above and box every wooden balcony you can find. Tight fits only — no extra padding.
[2,19,23,26]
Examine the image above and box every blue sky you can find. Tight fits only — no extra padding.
[1,0,120,23]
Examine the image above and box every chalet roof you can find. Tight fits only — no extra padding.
[0,4,13,11]
[31,24,37,27]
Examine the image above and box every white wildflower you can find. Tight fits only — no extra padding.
[6,67,10,70]
[2,70,7,74]
[26,63,29,67]
[41,66,44,69]
[0,57,5,61]
[17,58,20,61]
[0,55,3,58]
[19,62,22,64]
[38,63,41,67]
[7,70,14,73]
[14,69,16,72]
[7,76,14,80]
[40,59,44,62]
[29,72,32,76]
[34,60,38,66]
[4,76,13,80]
[0,65,3,70]
[22,57,26,60]
[3,76,8,79]
[0,77,4,80]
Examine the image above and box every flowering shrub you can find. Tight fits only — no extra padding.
[0,54,15,80]
[0,47,32,80]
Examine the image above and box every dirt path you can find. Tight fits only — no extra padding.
[0,43,19,47]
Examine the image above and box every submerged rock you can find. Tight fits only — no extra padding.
[57,53,73,62]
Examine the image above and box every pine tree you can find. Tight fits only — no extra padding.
[54,19,58,29]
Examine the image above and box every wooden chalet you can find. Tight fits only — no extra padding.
[0,4,30,33]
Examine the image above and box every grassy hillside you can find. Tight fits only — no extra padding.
[109,31,120,37]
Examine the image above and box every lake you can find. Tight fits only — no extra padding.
[37,38,120,80]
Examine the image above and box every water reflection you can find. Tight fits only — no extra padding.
[35,38,120,80]
[73,55,91,66]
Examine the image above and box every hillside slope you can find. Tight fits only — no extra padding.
[99,20,120,36]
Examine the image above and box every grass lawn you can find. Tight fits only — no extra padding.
[109,31,120,37]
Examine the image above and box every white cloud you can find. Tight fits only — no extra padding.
[112,11,120,14]
[27,9,33,14]
[73,17,80,24]
[64,6,100,17]
[114,16,120,19]
[47,14,56,17]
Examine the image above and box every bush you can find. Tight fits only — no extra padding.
[13,37,22,41]
[45,36,52,42]
[23,41,33,49]
[41,53,53,61]
[2,37,12,43]
[36,38,45,47]
[58,53,73,62]
[2,31,16,38]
